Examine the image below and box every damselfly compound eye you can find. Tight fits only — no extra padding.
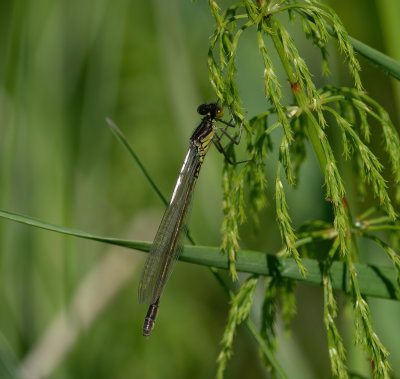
[197,103,222,118]
[197,103,209,115]
[215,106,224,118]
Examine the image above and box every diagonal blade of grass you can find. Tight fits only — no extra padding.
[106,117,168,206]
[300,12,400,80]
[0,209,398,301]
[0,209,140,250]
[348,34,400,80]
[105,117,197,245]
[326,25,400,81]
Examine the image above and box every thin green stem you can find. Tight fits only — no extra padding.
[266,18,328,172]
[106,118,168,206]
[363,225,400,232]
[106,118,197,245]
[211,268,287,377]
[357,207,380,221]
[246,319,288,379]
[0,208,398,300]
[327,25,400,81]
[363,216,394,226]
[304,111,329,171]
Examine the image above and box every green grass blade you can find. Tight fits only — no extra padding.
[106,117,168,206]
[105,117,197,245]
[1,209,398,301]
[246,319,288,379]
[349,35,400,81]
[326,26,400,81]
[180,246,399,300]
[0,209,146,251]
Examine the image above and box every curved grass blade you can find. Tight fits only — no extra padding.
[106,117,196,245]
[246,319,288,379]
[326,25,400,81]
[106,117,168,206]
[0,209,146,251]
[0,209,398,301]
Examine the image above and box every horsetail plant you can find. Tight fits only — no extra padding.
[208,0,400,377]
[216,275,259,379]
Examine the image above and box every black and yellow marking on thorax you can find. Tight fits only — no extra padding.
[190,103,222,178]
[191,124,215,177]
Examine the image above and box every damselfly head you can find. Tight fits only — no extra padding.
[197,103,224,119]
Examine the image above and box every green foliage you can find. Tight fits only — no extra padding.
[275,163,305,275]
[221,164,242,280]
[322,238,348,378]
[216,275,258,378]
[348,256,391,379]
[1,1,400,378]
[206,0,400,378]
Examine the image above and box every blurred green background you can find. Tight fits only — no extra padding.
[0,0,399,378]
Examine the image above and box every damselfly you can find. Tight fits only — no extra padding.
[138,103,242,337]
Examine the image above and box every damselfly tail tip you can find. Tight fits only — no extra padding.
[142,301,159,338]
[142,318,154,338]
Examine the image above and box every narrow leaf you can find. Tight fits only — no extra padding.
[0,209,398,301]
